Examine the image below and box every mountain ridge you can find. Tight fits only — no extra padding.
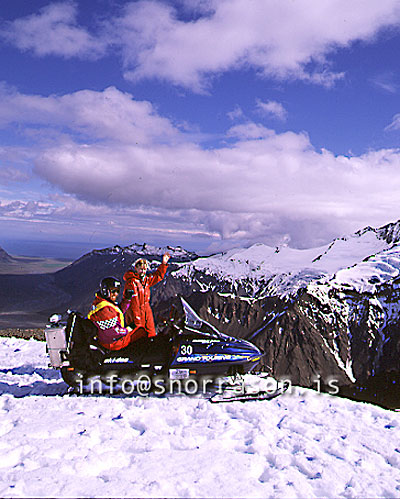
[174,220,400,296]
[0,246,13,262]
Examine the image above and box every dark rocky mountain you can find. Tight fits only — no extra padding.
[151,275,400,388]
[0,246,13,262]
[0,243,198,324]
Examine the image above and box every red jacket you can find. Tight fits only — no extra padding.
[122,263,168,337]
[88,294,142,350]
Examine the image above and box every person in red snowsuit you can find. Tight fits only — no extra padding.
[88,276,140,351]
[122,253,170,339]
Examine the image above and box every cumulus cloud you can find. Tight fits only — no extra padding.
[256,99,287,121]
[34,127,400,229]
[3,86,400,250]
[112,0,400,91]
[0,200,54,218]
[0,84,182,145]
[4,1,400,91]
[226,122,274,140]
[1,1,105,59]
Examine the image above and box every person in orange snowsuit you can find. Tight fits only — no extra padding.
[88,276,137,350]
[121,253,170,339]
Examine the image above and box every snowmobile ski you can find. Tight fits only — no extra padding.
[209,375,290,403]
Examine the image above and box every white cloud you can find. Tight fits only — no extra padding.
[1,2,105,59]
[0,200,54,218]
[4,1,400,91]
[0,166,29,184]
[371,72,398,94]
[256,99,287,121]
[226,122,274,140]
[34,122,400,246]
[3,86,400,250]
[112,0,400,91]
[385,113,400,131]
[0,195,217,252]
[227,106,245,121]
[0,84,182,145]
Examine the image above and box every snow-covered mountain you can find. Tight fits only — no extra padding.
[155,221,400,393]
[75,242,198,263]
[0,336,399,498]
[174,220,400,296]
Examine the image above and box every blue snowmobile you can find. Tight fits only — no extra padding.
[45,297,287,401]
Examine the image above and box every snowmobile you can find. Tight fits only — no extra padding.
[45,297,288,402]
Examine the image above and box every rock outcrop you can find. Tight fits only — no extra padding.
[0,246,13,262]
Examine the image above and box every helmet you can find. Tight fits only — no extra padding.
[132,258,149,271]
[99,276,121,299]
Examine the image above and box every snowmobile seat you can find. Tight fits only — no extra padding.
[115,335,172,367]
[66,312,106,369]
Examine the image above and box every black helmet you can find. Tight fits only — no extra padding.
[99,276,121,299]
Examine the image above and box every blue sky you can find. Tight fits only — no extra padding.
[2,0,400,258]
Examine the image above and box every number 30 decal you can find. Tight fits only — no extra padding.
[181,345,193,355]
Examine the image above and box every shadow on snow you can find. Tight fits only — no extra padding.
[0,364,68,397]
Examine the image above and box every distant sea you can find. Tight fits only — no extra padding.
[2,239,109,260]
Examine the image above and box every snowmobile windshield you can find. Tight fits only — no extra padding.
[180,298,230,340]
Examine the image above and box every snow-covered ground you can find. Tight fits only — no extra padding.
[1,337,399,498]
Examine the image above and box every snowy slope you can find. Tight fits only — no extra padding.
[330,244,400,293]
[175,224,400,295]
[1,337,399,498]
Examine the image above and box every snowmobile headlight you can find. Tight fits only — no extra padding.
[49,313,62,324]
